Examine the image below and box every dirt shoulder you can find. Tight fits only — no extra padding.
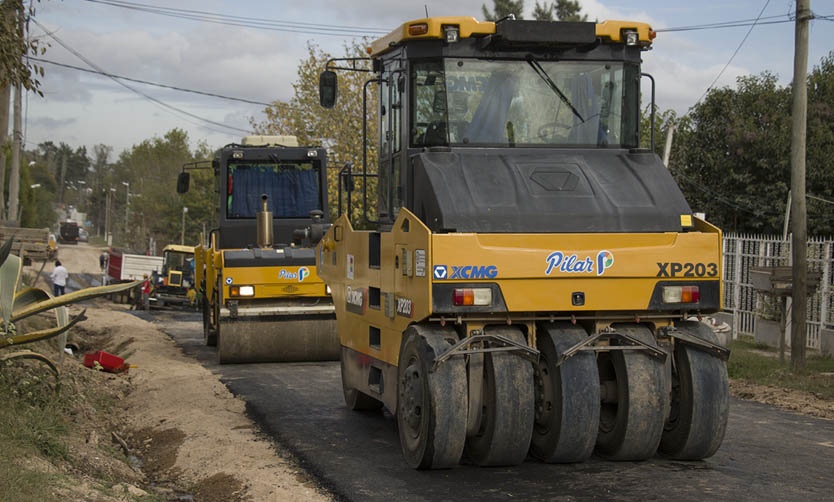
[81,303,333,501]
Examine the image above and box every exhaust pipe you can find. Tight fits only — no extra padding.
[256,194,273,248]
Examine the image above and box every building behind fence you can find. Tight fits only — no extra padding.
[723,233,834,350]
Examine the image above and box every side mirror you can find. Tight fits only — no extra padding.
[176,172,190,194]
[319,70,337,108]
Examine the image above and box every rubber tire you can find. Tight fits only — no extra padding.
[530,323,600,463]
[464,327,534,467]
[659,321,729,460]
[340,355,383,411]
[397,325,467,469]
[596,324,668,461]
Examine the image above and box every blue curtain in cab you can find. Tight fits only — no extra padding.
[228,166,319,218]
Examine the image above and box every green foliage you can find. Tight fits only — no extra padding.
[533,1,588,21]
[668,53,834,235]
[0,0,48,93]
[252,41,379,225]
[482,0,525,21]
[111,128,203,250]
[673,73,793,233]
[806,52,834,236]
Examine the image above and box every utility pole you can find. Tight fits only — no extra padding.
[0,84,9,222]
[7,5,24,226]
[181,206,188,245]
[790,0,810,369]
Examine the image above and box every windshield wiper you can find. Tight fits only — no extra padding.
[525,54,584,123]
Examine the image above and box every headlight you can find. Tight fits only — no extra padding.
[444,25,460,43]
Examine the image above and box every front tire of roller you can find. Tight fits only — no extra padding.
[530,323,599,463]
[660,321,729,460]
[596,324,668,461]
[397,325,466,469]
[464,327,534,467]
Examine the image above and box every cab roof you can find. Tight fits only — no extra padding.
[368,16,654,57]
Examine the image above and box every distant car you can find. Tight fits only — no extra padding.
[78,227,89,242]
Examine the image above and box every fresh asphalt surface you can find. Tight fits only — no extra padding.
[142,310,834,501]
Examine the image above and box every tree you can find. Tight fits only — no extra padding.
[0,0,47,94]
[673,73,793,234]
[555,0,588,21]
[482,0,525,21]
[806,51,834,236]
[533,1,588,21]
[252,41,378,223]
[1,0,48,223]
[111,129,198,251]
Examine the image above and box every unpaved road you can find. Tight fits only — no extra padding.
[150,310,834,502]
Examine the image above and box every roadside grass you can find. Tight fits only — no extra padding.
[0,333,144,501]
[0,359,72,500]
[728,337,834,400]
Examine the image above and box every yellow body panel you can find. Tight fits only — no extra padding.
[595,20,654,43]
[219,262,329,298]
[319,209,722,367]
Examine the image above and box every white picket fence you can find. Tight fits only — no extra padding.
[723,233,834,349]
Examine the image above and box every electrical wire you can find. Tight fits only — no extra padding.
[655,14,790,32]
[80,0,389,37]
[694,0,772,106]
[29,57,272,106]
[31,18,253,136]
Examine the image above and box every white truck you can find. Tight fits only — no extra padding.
[106,249,163,304]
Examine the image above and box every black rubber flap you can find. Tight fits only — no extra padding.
[410,149,692,234]
[224,247,315,268]
[490,20,596,49]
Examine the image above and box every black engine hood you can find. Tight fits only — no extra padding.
[409,149,692,234]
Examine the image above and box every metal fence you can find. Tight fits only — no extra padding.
[723,233,834,349]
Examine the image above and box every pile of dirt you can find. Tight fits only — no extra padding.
[68,302,332,501]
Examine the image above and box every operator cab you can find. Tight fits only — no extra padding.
[321,17,691,236]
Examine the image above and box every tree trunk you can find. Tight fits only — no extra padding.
[0,84,9,222]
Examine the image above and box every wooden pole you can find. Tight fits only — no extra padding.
[790,0,810,369]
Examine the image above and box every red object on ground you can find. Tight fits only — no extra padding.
[83,351,128,373]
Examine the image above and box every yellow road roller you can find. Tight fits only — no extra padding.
[317,16,729,468]
[178,136,338,363]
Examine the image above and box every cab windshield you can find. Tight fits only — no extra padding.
[225,161,321,219]
[411,58,639,148]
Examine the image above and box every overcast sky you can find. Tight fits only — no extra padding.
[20,0,834,157]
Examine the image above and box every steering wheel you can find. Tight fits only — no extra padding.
[537,121,572,139]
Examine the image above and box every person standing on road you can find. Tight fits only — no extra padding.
[141,273,152,311]
[99,251,108,272]
[50,260,69,296]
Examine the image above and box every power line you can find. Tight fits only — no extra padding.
[29,57,272,106]
[30,18,252,136]
[655,14,791,32]
[695,0,772,106]
[80,0,388,37]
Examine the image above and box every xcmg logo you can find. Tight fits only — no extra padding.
[433,265,498,280]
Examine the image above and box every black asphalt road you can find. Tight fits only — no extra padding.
[145,311,834,501]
